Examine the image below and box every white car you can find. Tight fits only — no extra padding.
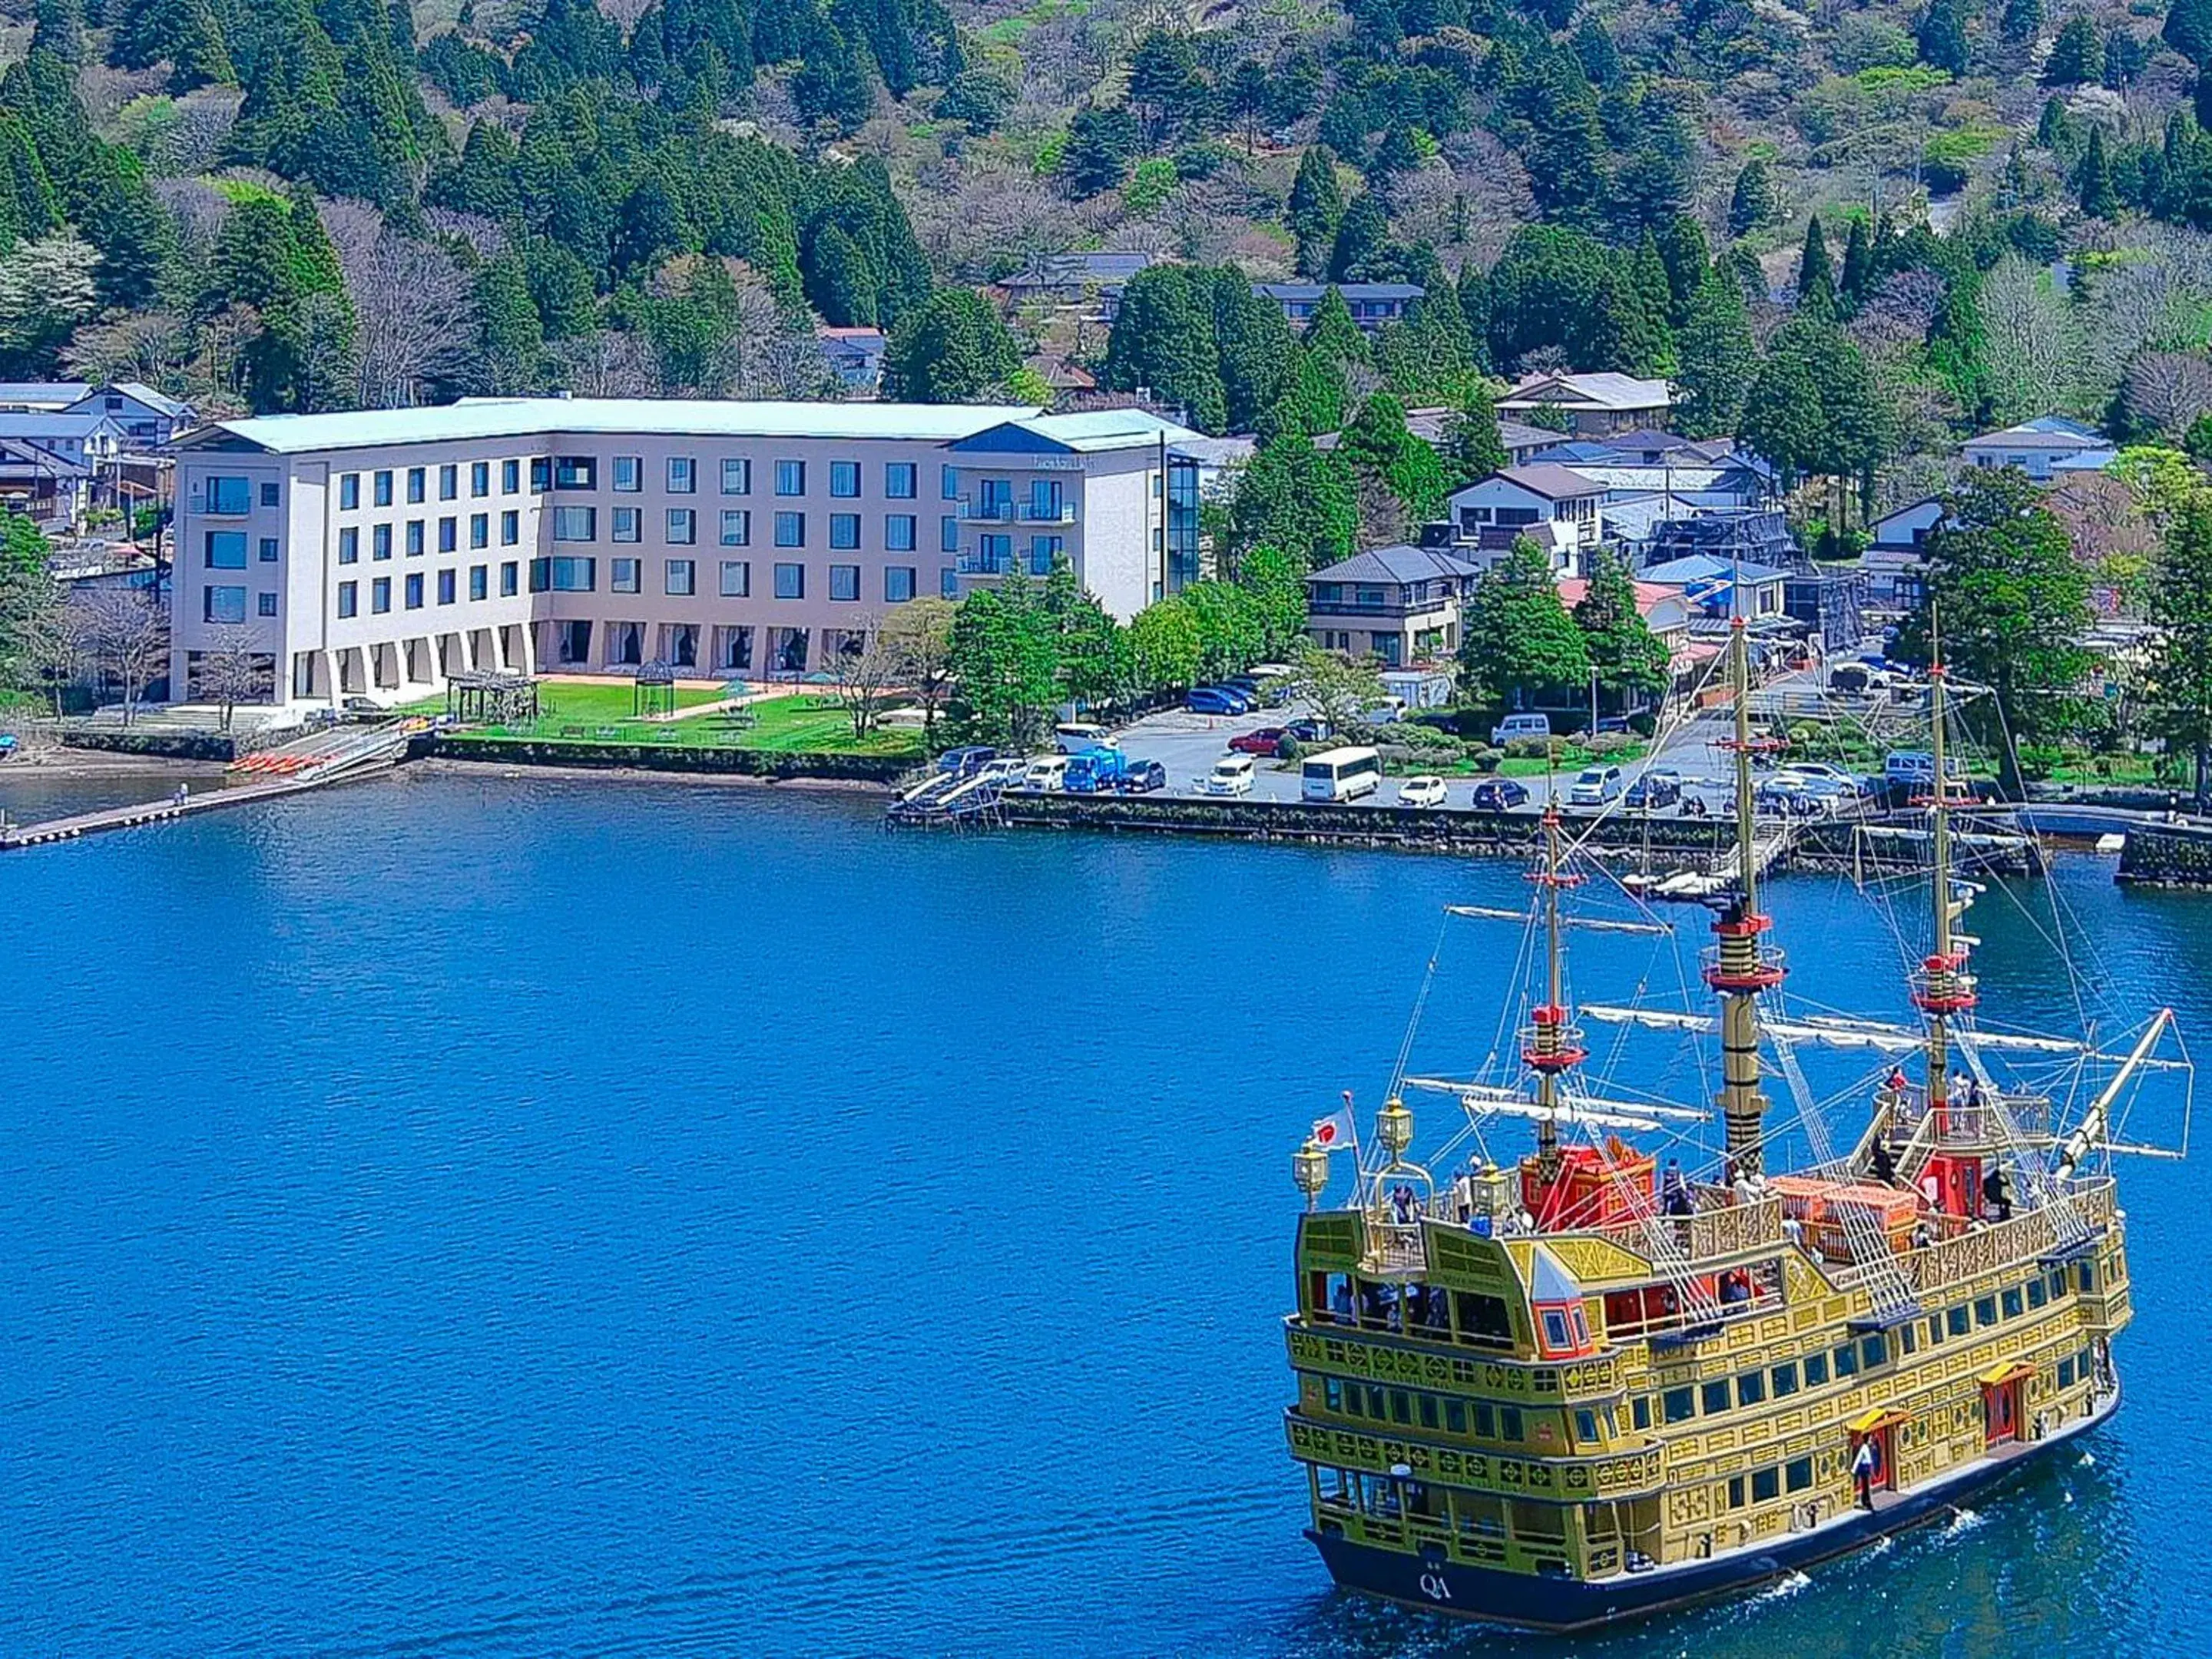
[1396,775,1448,808]
[1778,761,1869,796]
[1201,755,1257,796]
[1019,755,1068,791]
[1568,765,1624,806]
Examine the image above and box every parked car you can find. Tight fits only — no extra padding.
[1118,758,1167,793]
[1492,712,1551,746]
[1779,761,1872,796]
[1396,774,1449,808]
[1471,778,1530,812]
[1624,769,1683,809]
[1062,747,1127,793]
[1187,687,1239,715]
[341,695,383,715]
[1756,776,1825,816]
[937,744,997,777]
[975,757,1029,785]
[1229,727,1289,756]
[1568,764,1624,806]
[1019,755,1069,791]
[1360,697,1408,725]
[0,732,16,760]
[1286,717,1331,744]
[1054,722,1114,753]
[1200,754,1257,796]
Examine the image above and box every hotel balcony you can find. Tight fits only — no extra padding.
[956,552,1059,578]
[959,498,1078,525]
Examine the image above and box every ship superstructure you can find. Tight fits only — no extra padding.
[1283,623,2179,1630]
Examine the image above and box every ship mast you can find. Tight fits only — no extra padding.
[1524,801,1588,1185]
[1911,611,1978,1099]
[1705,618,1786,1177]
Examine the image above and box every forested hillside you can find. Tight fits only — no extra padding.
[6,0,2212,488]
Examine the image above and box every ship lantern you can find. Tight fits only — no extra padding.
[1293,1138,1332,1207]
[1376,1095,1414,1163]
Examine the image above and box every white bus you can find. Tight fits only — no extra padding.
[1302,746,1382,803]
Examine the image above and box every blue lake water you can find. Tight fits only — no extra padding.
[0,772,2205,1657]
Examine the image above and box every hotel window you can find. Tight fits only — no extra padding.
[666,558,696,596]
[260,480,280,506]
[497,511,517,546]
[554,455,596,490]
[941,515,959,554]
[886,514,916,552]
[406,520,425,558]
[667,508,697,545]
[439,464,458,500]
[529,458,551,492]
[258,537,280,564]
[405,573,423,609]
[613,507,641,544]
[502,459,521,494]
[775,512,805,547]
[338,581,358,618]
[613,455,643,492]
[720,560,750,597]
[500,561,518,597]
[1727,1477,1746,1511]
[611,558,641,594]
[437,569,456,605]
[470,514,489,550]
[203,584,247,623]
[373,524,392,561]
[372,577,391,613]
[941,463,959,500]
[439,517,458,554]
[1631,1396,1651,1431]
[469,565,488,601]
[886,462,917,499]
[668,456,697,494]
[260,590,281,616]
[940,568,959,598]
[206,475,252,515]
[204,531,247,568]
[830,564,859,601]
[829,513,859,549]
[774,562,804,599]
[550,556,596,591]
[373,471,393,507]
[406,467,426,504]
[472,461,491,497]
[553,506,597,541]
[339,528,359,564]
[775,459,806,496]
[722,458,751,495]
[885,567,916,603]
[720,509,750,546]
[339,474,361,510]
[829,460,859,498]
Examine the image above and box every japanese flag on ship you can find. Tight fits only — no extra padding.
[1312,1103,1356,1151]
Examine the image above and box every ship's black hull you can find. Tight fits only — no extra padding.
[1308,1386,2118,1633]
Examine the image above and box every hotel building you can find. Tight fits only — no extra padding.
[170,398,1200,706]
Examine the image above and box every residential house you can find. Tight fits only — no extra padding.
[0,432,94,522]
[1555,571,1697,700]
[1000,252,1158,323]
[1497,373,1676,437]
[1445,464,1607,568]
[1252,282,1423,332]
[0,381,91,412]
[1498,419,1567,465]
[1960,415,2108,482]
[67,382,197,448]
[1636,551,1790,624]
[1305,543,1483,667]
[1865,498,1942,614]
[817,328,886,396]
[1527,435,1776,508]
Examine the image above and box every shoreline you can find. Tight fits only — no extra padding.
[0,749,226,783]
[410,755,891,793]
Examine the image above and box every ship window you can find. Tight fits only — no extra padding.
[1771,1361,1799,1398]
[1499,1406,1524,1442]
[1727,1475,1746,1510]
[1446,1399,1468,1435]
[1419,1394,1440,1431]
[1804,1353,1830,1386]
[1926,1315,1945,1347]
[1389,1391,1412,1426]
[2002,1287,2025,1320]
[1901,1323,1918,1355]
[1323,1378,1343,1412]
[2028,1280,2048,1310]
[1974,1296,1998,1328]
[1785,1457,1813,1493]
[1664,1387,1695,1424]
[1737,1371,1767,1407]
[1834,1344,1859,1379]
[2058,1357,2075,1388]
[1575,1409,1600,1445]
[1861,1334,1889,1368]
[1752,1468,1780,1503]
[2077,1260,2096,1293]
[1509,1500,1566,1542]
[1700,1379,1730,1416]
[1455,1492,1505,1538]
[1473,1401,1497,1438]
[1316,1272,1352,1321]
[1632,1396,1652,1431]
[2048,1270,2068,1300]
[1541,1309,1572,1349]
[1364,1386,1386,1420]
[1948,1305,1971,1338]
[1568,1306,1590,1344]
[1454,1291,1515,1346]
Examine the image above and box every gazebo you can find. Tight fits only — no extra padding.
[634,659,677,718]
[445,670,538,727]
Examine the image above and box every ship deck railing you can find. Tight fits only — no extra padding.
[1885,1085,2051,1150]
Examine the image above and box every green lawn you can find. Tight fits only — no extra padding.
[442,681,922,758]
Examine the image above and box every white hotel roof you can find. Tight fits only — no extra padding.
[192,397,1049,455]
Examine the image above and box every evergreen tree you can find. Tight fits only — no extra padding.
[2044,13,2100,83]
[114,0,234,89]
[1737,316,1890,497]
[1128,596,1203,690]
[2002,0,2041,40]
[1058,105,1139,197]
[1101,265,1228,432]
[1211,268,1295,433]
[792,15,871,133]
[1795,217,1836,316]
[1302,285,1372,375]
[1440,379,1508,485]
[1571,17,1623,87]
[1287,145,1344,280]
[946,584,1059,748]
[475,253,544,392]
[1226,435,1359,569]
[1729,158,1777,237]
[1340,390,1449,522]
[2168,0,2212,68]
[1675,268,1757,435]
[1459,537,1590,709]
[1917,0,1970,75]
[1326,190,1390,282]
[1127,29,1200,144]
[2077,124,2118,217]
[29,0,84,65]
[1838,217,1875,312]
[1574,548,1671,710]
[2153,493,2212,803]
[1367,123,1426,191]
[882,286,1019,402]
[1655,215,1710,323]
[1260,348,1347,442]
[2037,95,2075,154]
[1237,541,1313,657]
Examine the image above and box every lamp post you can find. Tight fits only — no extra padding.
[1589,664,1600,737]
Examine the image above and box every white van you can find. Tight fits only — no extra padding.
[1885,750,1963,786]
[1302,746,1383,803]
[1021,754,1069,790]
[1055,722,1114,753]
[1492,712,1551,746]
[1201,754,1257,796]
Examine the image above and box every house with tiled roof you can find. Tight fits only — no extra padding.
[1496,372,1677,437]
[1305,543,1484,667]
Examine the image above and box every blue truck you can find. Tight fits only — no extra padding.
[1061,746,1127,793]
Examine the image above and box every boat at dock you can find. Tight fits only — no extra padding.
[1282,619,2187,1631]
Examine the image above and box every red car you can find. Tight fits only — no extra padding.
[1228,727,1288,756]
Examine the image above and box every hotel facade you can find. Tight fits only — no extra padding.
[170,398,1200,706]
